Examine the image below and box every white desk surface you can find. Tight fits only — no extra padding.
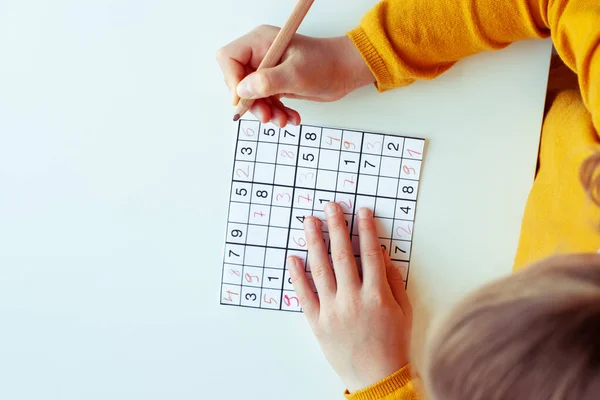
[0,0,551,399]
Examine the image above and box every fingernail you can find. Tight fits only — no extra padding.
[237,77,255,98]
[304,217,317,233]
[324,202,340,217]
[252,108,265,122]
[358,208,372,218]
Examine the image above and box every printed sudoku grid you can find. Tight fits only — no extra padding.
[221,119,425,312]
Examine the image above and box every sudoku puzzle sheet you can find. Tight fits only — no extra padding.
[221,119,425,312]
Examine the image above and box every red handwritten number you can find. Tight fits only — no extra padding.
[254,211,265,218]
[293,236,307,248]
[344,141,356,150]
[403,165,416,175]
[284,295,300,307]
[325,136,341,146]
[224,290,239,302]
[263,294,278,305]
[339,199,353,210]
[245,273,260,283]
[344,179,355,187]
[242,127,255,137]
[298,193,312,203]
[280,150,295,159]
[236,166,249,178]
[229,269,241,277]
[407,149,422,157]
[276,193,291,203]
[366,142,381,151]
[397,224,413,236]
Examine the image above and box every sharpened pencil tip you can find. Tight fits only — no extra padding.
[233,114,240,122]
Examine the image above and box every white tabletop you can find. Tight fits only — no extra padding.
[0,0,551,399]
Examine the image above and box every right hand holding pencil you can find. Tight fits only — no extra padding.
[216,25,375,127]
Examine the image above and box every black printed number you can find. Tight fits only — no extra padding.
[364,160,376,168]
[245,293,257,301]
[399,206,411,214]
[305,132,317,141]
[264,128,276,137]
[284,129,296,138]
[228,250,240,257]
[387,142,400,152]
[256,190,269,198]
[231,229,243,238]
[240,147,253,155]
[235,188,247,197]
[303,153,315,162]
[395,246,407,254]
[402,186,414,194]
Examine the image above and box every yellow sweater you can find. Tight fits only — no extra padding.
[345,0,600,398]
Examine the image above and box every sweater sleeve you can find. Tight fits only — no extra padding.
[347,0,599,132]
[344,365,420,400]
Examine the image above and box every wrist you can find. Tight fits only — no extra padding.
[332,35,375,93]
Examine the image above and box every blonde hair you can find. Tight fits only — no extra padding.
[423,254,600,400]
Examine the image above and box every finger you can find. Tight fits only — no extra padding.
[357,208,387,289]
[216,48,248,102]
[288,256,320,323]
[237,64,294,100]
[304,216,337,301]
[325,203,360,289]
[383,249,412,319]
[264,97,288,127]
[270,97,301,126]
[249,99,272,123]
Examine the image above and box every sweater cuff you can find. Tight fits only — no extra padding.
[347,26,393,92]
[343,364,415,400]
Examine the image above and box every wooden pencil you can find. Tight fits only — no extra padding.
[233,0,315,122]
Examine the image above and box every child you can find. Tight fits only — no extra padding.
[217,0,600,398]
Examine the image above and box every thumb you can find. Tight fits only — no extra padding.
[236,65,291,99]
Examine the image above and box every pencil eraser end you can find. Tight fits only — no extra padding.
[233,114,240,122]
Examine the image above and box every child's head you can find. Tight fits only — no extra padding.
[423,253,600,400]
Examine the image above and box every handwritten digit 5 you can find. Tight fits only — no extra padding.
[276,193,291,203]
[263,294,278,305]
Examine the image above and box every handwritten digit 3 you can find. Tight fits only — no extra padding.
[299,173,315,183]
[276,193,291,203]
